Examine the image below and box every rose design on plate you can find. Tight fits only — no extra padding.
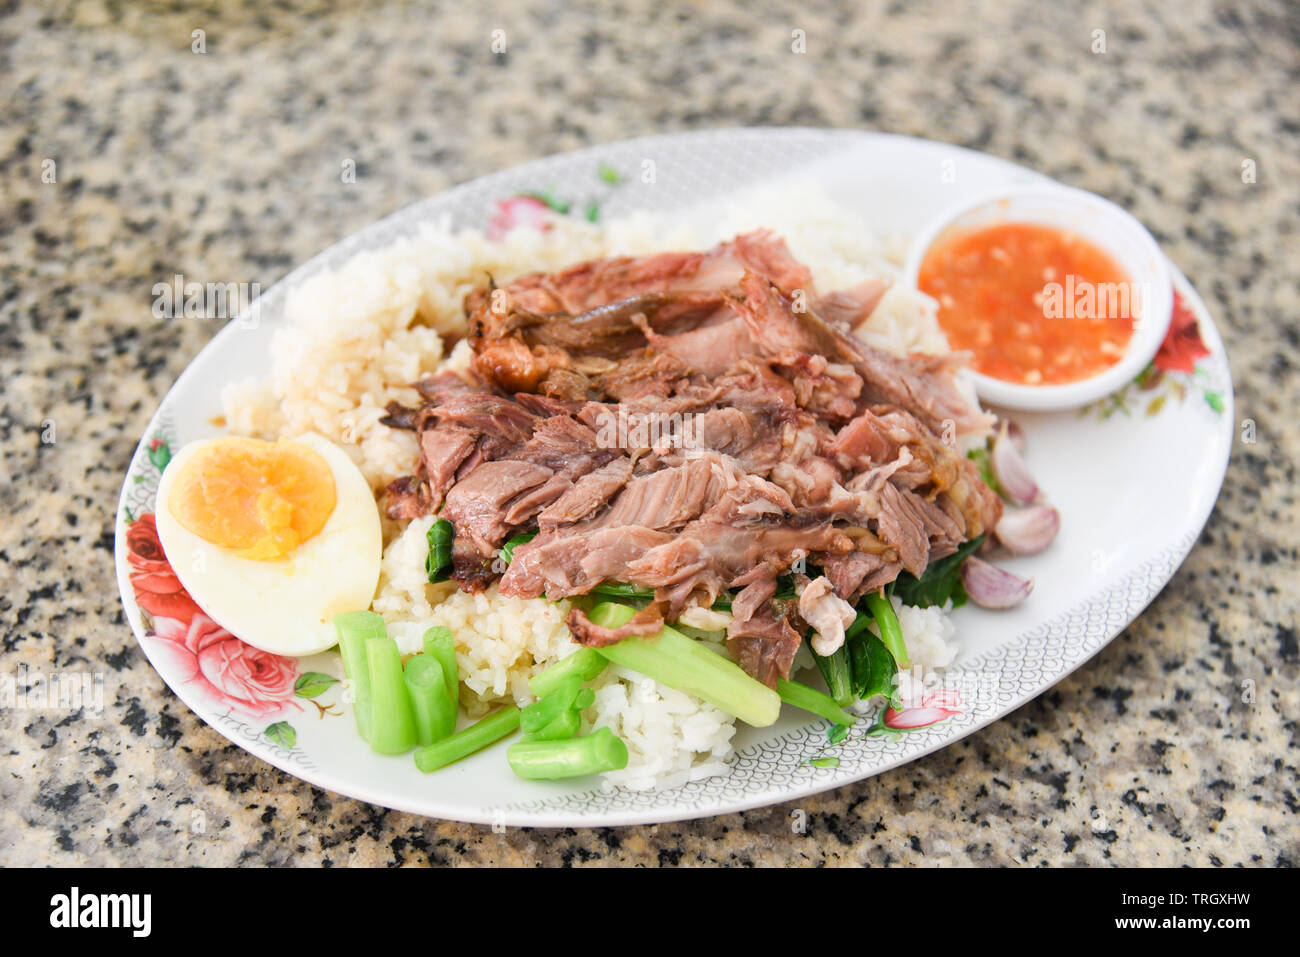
[126,504,302,723]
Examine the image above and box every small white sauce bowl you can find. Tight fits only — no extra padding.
[900,185,1173,412]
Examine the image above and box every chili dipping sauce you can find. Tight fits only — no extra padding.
[918,222,1136,385]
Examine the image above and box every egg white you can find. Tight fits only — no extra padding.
[154,432,382,656]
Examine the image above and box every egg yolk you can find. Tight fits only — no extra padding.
[168,438,337,561]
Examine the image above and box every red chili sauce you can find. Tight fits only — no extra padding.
[918,222,1136,385]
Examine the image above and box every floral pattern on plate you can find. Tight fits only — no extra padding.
[123,439,308,737]
[1086,290,1224,418]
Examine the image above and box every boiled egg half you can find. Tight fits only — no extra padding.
[154,432,382,656]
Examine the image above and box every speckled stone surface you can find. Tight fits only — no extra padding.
[2,0,1296,866]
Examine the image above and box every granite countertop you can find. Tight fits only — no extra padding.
[2,0,1296,866]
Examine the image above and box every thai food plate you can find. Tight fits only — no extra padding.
[115,128,1232,826]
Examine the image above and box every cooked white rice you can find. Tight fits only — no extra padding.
[222,194,960,789]
[587,665,737,791]
[883,594,960,671]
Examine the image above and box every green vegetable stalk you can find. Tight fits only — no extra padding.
[507,728,629,780]
[414,706,520,773]
[522,708,581,742]
[365,636,417,754]
[813,645,854,707]
[520,674,582,733]
[588,603,780,727]
[776,678,857,727]
[422,626,459,704]
[403,655,456,746]
[529,647,607,698]
[589,581,654,600]
[865,592,910,670]
[332,611,387,742]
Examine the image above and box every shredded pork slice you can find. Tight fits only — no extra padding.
[380,230,1003,684]
[417,427,477,509]
[814,279,890,328]
[537,456,634,530]
[566,604,665,648]
[819,550,903,602]
[726,599,805,689]
[442,460,554,555]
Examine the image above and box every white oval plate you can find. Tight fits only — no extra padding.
[115,129,1233,827]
